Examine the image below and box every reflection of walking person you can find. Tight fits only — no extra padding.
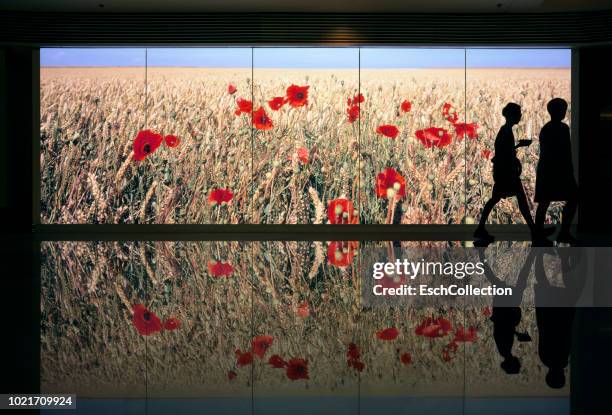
[474,103,550,244]
[535,98,578,244]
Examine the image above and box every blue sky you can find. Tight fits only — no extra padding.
[40,47,571,68]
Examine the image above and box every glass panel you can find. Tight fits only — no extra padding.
[145,48,253,224]
[359,48,466,224]
[40,48,146,224]
[465,49,572,226]
[41,241,147,414]
[252,48,360,224]
[252,241,359,414]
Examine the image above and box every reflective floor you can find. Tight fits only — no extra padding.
[37,240,580,414]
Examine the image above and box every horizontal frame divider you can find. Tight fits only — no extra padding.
[30,224,537,241]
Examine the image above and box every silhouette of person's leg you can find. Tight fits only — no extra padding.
[477,195,500,230]
[535,201,550,229]
[515,188,536,230]
[560,196,577,235]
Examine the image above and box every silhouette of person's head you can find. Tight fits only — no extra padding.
[547,98,568,122]
[502,102,522,125]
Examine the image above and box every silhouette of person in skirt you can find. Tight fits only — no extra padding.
[474,103,551,244]
[535,98,578,244]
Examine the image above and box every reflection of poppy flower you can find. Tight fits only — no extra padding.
[228,84,237,95]
[376,124,400,139]
[252,335,274,359]
[268,97,286,111]
[286,84,309,108]
[132,304,163,336]
[228,370,237,380]
[347,105,360,123]
[207,260,234,277]
[252,335,273,359]
[453,325,478,343]
[208,188,233,206]
[400,352,412,366]
[481,149,492,159]
[297,301,310,318]
[235,349,253,367]
[376,327,399,341]
[163,317,181,331]
[133,130,163,161]
[415,317,452,338]
[400,100,412,113]
[253,107,273,130]
[164,134,180,148]
[269,354,286,368]
[376,168,407,199]
[286,358,309,380]
[327,241,355,268]
[442,103,459,124]
[327,198,358,224]
[347,343,360,361]
[235,98,252,115]
[415,127,452,148]
[454,122,479,139]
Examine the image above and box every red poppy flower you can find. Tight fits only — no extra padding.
[269,354,286,369]
[415,127,452,148]
[376,124,400,139]
[380,273,407,292]
[296,147,309,164]
[132,304,163,336]
[482,306,492,317]
[400,352,412,366]
[454,122,479,139]
[228,370,237,380]
[442,349,453,362]
[286,84,309,108]
[327,241,355,268]
[442,103,459,124]
[133,130,163,161]
[268,96,286,111]
[235,349,253,367]
[481,149,492,159]
[207,260,234,277]
[442,340,458,362]
[327,198,358,225]
[453,325,478,343]
[347,343,361,361]
[415,317,452,338]
[400,100,412,113]
[286,358,309,380]
[348,359,365,372]
[347,105,360,123]
[163,317,181,331]
[228,84,237,95]
[235,98,252,115]
[252,335,273,359]
[376,168,407,199]
[208,188,233,206]
[253,107,273,130]
[376,327,399,341]
[348,93,364,106]
[297,301,310,318]
[164,134,180,148]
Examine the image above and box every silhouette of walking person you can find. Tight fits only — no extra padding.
[479,247,534,374]
[535,98,578,244]
[534,247,585,388]
[474,103,551,245]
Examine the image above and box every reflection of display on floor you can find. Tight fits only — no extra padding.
[40,68,570,225]
[41,241,569,398]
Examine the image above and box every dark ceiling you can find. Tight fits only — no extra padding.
[1,0,611,13]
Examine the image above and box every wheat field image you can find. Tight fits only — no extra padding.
[39,48,571,225]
